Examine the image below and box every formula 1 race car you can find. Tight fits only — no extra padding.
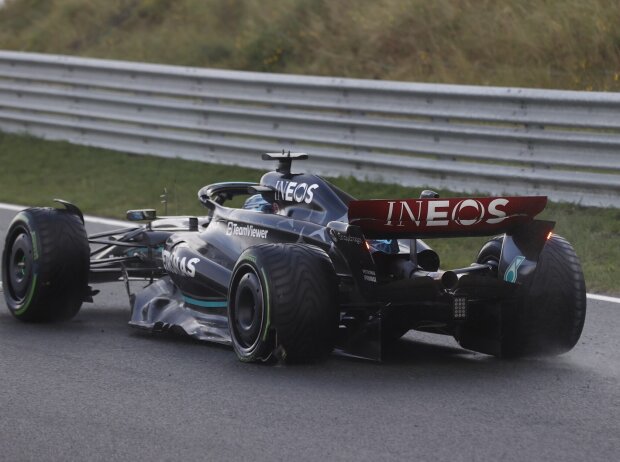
[1,153,586,362]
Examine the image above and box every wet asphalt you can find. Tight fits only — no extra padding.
[0,207,618,461]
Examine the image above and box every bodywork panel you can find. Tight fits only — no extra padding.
[82,159,553,360]
[129,277,231,345]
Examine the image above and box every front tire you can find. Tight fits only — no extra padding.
[228,244,339,363]
[2,207,90,322]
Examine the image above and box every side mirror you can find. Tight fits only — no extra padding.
[126,209,157,221]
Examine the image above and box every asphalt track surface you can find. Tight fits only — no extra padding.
[0,206,619,461]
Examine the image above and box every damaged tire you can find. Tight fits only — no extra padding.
[228,243,339,363]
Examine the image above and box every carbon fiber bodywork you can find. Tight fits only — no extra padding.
[83,155,554,360]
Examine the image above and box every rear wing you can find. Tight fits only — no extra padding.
[348,196,547,238]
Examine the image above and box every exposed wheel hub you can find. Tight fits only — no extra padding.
[232,271,263,348]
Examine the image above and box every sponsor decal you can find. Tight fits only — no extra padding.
[183,296,228,308]
[504,255,526,283]
[274,180,319,204]
[332,231,363,245]
[226,221,269,239]
[362,269,377,283]
[163,249,200,278]
[385,198,509,227]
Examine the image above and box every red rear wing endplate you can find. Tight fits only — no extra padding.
[348,196,547,239]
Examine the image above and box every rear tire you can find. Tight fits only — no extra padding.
[228,244,339,363]
[2,208,90,322]
[476,234,586,357]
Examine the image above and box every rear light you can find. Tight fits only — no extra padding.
[546,231,553,240]
[453,297,467,319]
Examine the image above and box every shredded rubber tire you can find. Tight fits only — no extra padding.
[229,243,339,363]
[2,207,90,322]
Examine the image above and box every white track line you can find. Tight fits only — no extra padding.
[1,203,619,303]
[586,294,620,304]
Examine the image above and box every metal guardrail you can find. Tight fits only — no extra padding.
[0,51,618,207]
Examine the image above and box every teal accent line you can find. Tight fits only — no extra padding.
[183,296,228,308]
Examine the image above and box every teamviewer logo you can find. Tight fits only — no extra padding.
[226,221,234,236]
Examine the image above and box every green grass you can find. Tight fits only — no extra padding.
[1,0,620,91]
[1,132,618,295]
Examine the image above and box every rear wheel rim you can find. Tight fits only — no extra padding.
[231,270,264,350]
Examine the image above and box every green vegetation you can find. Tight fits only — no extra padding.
[0,132,617,294]
[1,0,620,91]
